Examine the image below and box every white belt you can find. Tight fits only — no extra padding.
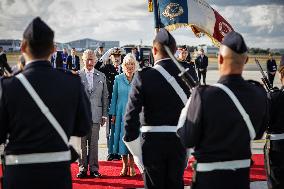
[5,150,71,165]
[196,159,250,172]
[270,133,284,141]
[140,126,177,133]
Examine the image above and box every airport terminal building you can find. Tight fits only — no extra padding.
[0,39,21,52]
[64,38,119,51]
[0,38,119,52]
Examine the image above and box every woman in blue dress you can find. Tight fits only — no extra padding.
[109,53,139,176]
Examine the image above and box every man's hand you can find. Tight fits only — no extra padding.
[71,70,79,75]
[101,117,107,127]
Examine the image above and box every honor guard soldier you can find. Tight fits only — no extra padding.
[265,56,284,189]
[177,31,269,189]
[0,17,92,189]
[177,45,198,83]
[124,29,190,189]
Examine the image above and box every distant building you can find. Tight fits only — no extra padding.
[0,39,21,52]
[65,38,119,51]
[0,38,120,53]
[198,45,219,55]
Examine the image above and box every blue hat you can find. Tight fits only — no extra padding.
[221,31,248,54]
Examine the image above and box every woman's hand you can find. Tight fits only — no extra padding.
[111,116,116,125]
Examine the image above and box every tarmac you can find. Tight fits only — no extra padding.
[1,64,278,189]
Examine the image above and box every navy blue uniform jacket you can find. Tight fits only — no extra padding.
[124,58,191,142]
[177,75,269,162]
[0,60,92,155]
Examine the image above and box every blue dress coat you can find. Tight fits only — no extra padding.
[109,73,132,155]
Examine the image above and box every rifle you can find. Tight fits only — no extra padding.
[164,45,197,92]
[255,58,273,92]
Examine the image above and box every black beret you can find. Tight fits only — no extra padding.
[154,28,175,46]
[23,17,54,43]
[221,31,248,54]
[178,45,187,50]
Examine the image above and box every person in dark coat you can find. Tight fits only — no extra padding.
[66,47,80,72]
[177,31,269,189]
[124,29,190,189]
[131,47,140,62]
[195,49,208,85]
[265,55,284,189]
[177,45,198,82]
[0,46,12,76]
[50,45,63,69]
[0,17,92,189]
[95,47,124,161]
[266,53,277,87]
[62,48,69,70]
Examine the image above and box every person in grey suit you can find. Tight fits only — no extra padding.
[77,49,109,178]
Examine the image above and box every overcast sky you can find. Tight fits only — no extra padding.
[0,0,283,48]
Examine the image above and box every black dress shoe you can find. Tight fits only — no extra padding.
[113,154,121,161]
[76,171,87,178]
[90,171,102,178]
[107,154,114,161]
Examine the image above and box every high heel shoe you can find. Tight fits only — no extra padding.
[128,166,136,177]
[119,166,128,177]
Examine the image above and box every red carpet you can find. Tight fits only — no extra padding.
[71,154,266,189]
[0,154,266,189]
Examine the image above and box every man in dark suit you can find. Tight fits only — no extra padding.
[62,48,69,70]
[50,45,63,69]
[131,47,140,62]
[67,47,80,72]
[266,53,277,87]
[0,46,12,76]
[0,17,92,189]
[195,49,208,85]
[124,29,190,189]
